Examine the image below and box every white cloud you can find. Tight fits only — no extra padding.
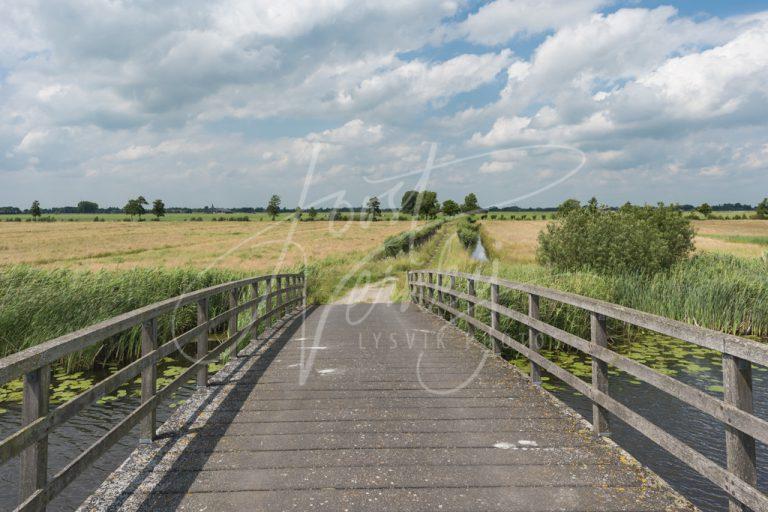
[450,0,606,45]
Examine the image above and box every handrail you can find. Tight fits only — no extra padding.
[0,272,306,511]
[407,269,766,512]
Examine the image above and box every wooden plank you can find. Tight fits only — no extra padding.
[0,273,302,385]
[591,313,609,435]
[490,284,501,355]
[19,365,49,506]
[421,294,768,512]
[723,354,757,512]
[528,294,541,385]
[197,298,209,389]
[140,318,157,443]
[419,280,768,446]
[467,278,476,336]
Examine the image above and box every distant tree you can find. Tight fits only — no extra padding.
[366,196,382,221]
[697,203,712,218]
[756,198,768,219]
[77,200,99,213]
[442,199,460,217]
[415,191,439,219]
[152,199,166,219]
[307,207,317,220]
[123,196,147,219]
[30,200,41,219]
[266,195,281,220]
[400,190,418,215]
[294,207,302,220]
[461,193,480,213]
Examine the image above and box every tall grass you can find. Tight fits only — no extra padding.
[0,266,248,370]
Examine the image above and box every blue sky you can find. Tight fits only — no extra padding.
[1,0,767,209]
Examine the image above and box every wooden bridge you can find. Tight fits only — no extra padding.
[1,271,766,511]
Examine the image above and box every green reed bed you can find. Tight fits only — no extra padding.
[0,265,248,371]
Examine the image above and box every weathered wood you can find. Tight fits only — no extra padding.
[419,279,768,447]
[723,354,757,512]
[528,294,541,385]
[19,365,49,505]
[490,284,501,355]
[197,298,209,389]
[590,313,609,436]
[421,293,768,512]
[467,278,476,336]
[265,277,273,328]
[227,287,239,359]
[140,318,158,443]
[449,275,457,312]
[249,282,260,351]
[0,274,298,385]
[419,269,768,367]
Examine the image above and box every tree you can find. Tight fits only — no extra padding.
[123,199,144,219]
[77,200,99,213]
[400,190,418,215]
[538,200,694,275]
[697,203,712,218]
[294,207,302,221]
[308,207,317,221]
[462,193,480,213]
[442,199,460,217]
[152,199,166,219]
[266,195,281,220]
[366,196,382,221]
[409,190,439,218]
[557,198,581,217]
[755,198,768,219]
[30,200,41,219]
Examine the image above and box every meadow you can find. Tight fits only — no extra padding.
[0,219,417,271]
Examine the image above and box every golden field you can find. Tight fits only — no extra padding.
[483,219,768,262]
[0,220,419,272]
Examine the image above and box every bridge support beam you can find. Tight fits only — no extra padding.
[723,354,756,512]
[196,298,209,389]
[20,365,49,505]
[140,318,158,442]
[528,294,541,386]
[590,312,610,436]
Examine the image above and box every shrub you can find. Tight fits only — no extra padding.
[379,221,443,258]
[538,200,694,275]
[457,217,480,249]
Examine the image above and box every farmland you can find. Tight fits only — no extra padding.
[0,219,418,272]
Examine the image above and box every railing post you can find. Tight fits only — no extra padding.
[437,274,444,316]
[418,272,425,307]
[467,278,476,336]
[248,281,260,348]
[196,297,209,389]
[277,276,284,317]
[590,312,610,435]
[490,283,501,355]
[140,318,157,443]
[449,275,456,322]
[228,286,239,356]
[528,294,541,386]
[428,272,434,312]
[20,364,50,504]
[723,354,756,512]
[265,277,273,328]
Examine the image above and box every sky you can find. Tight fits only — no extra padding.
[1,0,767,209]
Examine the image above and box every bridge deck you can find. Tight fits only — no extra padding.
[82,304,692,511]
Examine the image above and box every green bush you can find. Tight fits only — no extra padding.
[457,217,480,248]
[538,200,694,275]
[379,221,443,258]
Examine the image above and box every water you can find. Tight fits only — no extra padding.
[471,238,488,261]
[0,359,204,511]
[1,335,766,511]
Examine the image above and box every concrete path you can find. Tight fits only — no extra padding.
[82,304,693,511]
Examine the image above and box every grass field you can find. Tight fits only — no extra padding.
[0,212,416,222]
[0,220,419,272]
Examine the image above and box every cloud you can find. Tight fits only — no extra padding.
[448,0,606,45]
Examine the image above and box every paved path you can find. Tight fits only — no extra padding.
[82,303,693,511]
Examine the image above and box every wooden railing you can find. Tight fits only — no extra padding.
[0,272,305,511]
[408,269,767,512]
